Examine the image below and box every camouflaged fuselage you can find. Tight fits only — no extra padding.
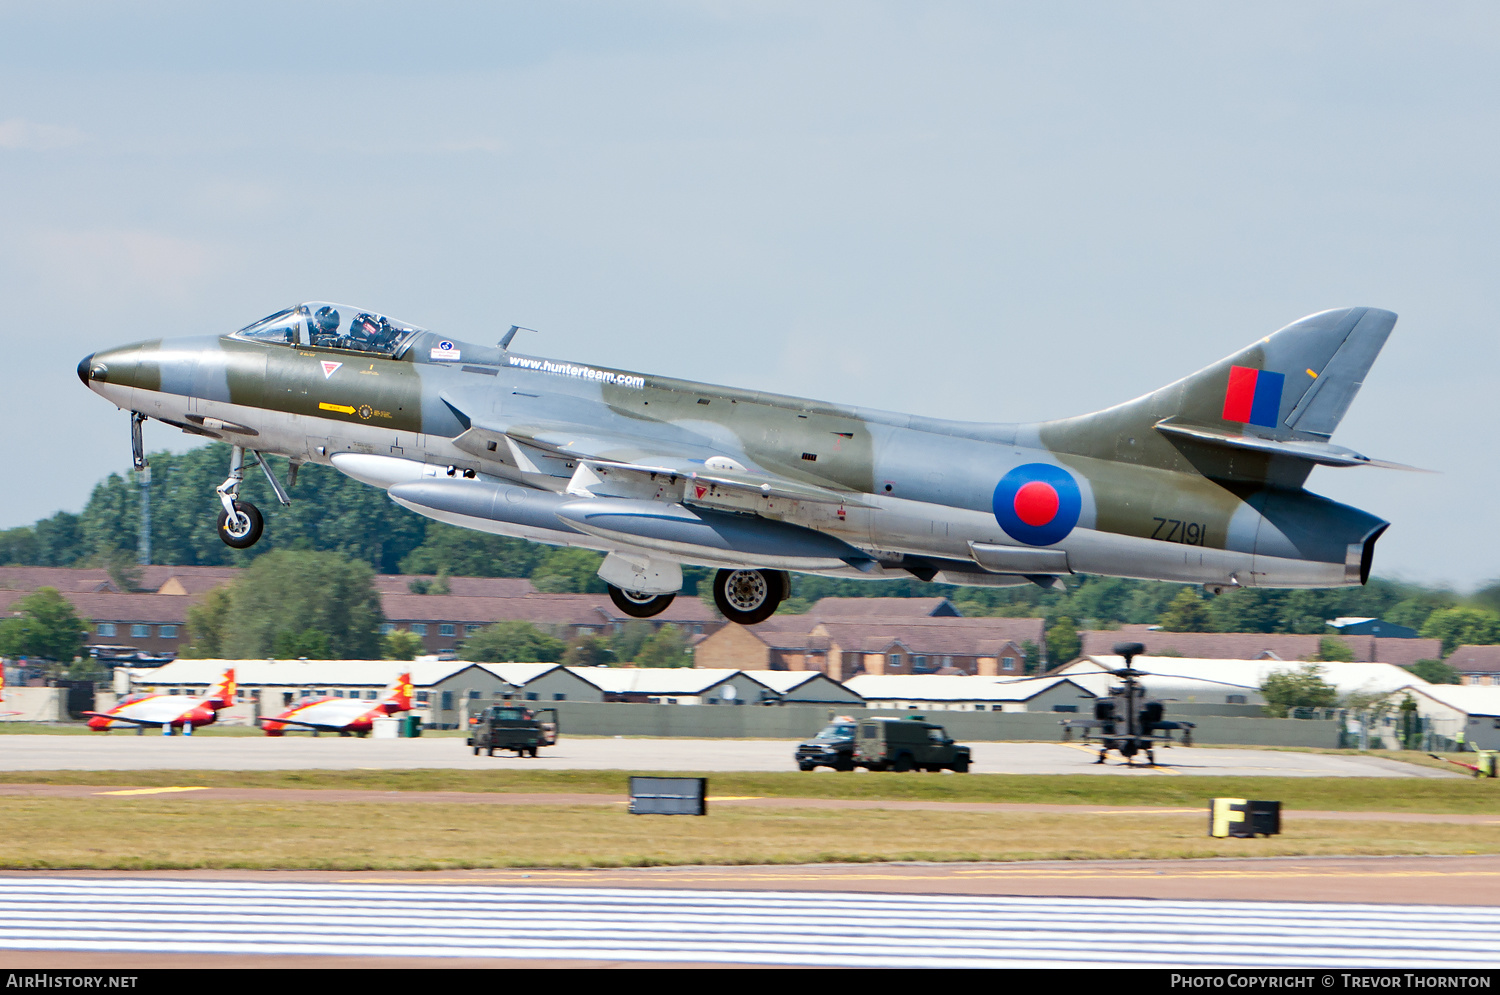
[80,307,1396,591]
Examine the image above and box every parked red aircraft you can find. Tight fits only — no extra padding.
[84,669,237,734]
[259,672,413,737]
[0,668,21,718]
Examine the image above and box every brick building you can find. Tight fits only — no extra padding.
[380,592,724,653]
[1445,645,1500,686]
[693,599,1046,680]
[0,566,724,660]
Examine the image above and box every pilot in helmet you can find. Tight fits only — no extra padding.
[369,316,398,349]
[350,313,380,344]
[311,306,340,343]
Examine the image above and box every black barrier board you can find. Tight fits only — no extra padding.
[629,776,707,815]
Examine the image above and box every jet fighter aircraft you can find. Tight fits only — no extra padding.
[77,303,1412,624]
[85,669,236,734]
[259,672,413,737]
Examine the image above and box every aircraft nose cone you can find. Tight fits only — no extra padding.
[77,353,94,386]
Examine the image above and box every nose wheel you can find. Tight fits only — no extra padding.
[217,501,264,549]
[711,568,788,625]
[213,444,283,549]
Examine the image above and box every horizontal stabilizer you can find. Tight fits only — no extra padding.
[1154,421,1428,471]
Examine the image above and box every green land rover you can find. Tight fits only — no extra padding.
[798,715,971,772]
[468,705,558,758]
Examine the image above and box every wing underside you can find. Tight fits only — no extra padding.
[440,392,873,514]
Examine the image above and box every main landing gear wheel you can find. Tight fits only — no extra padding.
[607,584,676,619]
[216,500,263,549]
[712,568,785,626]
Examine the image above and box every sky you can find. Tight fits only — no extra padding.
[1,2,1496,589]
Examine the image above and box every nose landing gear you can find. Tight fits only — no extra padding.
[215,446,263,548]
[213,445,291,549]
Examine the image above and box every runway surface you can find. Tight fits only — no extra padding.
[0,875,1495,968]
[0,735,1453,777]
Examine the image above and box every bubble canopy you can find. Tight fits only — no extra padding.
[232,302,426,357]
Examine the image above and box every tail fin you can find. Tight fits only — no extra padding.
[380,672,413,714]
[206,668,236,709]
[1040,307,1399,484]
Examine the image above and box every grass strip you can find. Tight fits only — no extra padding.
[0,798,1494,870]
[1,768,1496,814]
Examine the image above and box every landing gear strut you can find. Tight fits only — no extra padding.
[215,445,262,548]
[130,412,148,470]
[711,568,788,626]
[213,446,293,548]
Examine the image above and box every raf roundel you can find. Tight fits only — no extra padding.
[992,463,1082,546]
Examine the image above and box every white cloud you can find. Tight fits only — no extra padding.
[0,118,85,151]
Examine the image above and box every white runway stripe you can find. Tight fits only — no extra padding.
[0,878,1496,968]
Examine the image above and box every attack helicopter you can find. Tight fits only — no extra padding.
[1061,642,1198,767]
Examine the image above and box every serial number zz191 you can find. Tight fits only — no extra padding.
[1151,517,1208,546]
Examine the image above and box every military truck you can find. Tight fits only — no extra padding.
[800,715,970,772]
[468,705,559,757]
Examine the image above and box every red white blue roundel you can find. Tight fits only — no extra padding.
[992,463,1081,546]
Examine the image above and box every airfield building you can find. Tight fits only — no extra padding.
[840,674,1094,713]
[1386,684,1500,750]
[1054,655,1432,707]
[1076,625,1441,669]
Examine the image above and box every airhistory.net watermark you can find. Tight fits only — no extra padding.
[6,977,138,988]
